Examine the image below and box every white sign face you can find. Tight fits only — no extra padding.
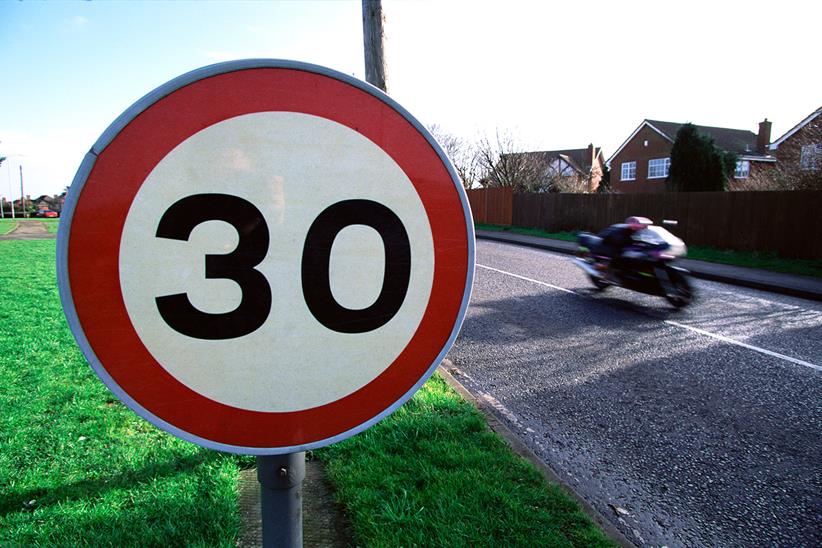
[119,112,435,412]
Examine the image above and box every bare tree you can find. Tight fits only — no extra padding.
[428,125,480,189]
[475,129,548,192]
[551,173,590,193]
[731,166,822,191]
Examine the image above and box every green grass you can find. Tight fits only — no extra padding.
[318,374,613,547]
[477,222,577,243]
[40,218,60,233]
[476,223,822,278]
[684,246,822,278]
[0,240,245,546]
[0,219,18,235]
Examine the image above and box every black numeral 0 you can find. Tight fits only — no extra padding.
[154,195,410,339]
[301,200,410,333]
[155,194,271,340]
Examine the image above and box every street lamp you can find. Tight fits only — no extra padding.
[0,156,5,218]
[2,154,26,219]
[19,165,25,218]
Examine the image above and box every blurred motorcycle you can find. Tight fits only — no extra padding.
[572,217,693,308]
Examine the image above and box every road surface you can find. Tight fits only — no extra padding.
[446,239,821,547]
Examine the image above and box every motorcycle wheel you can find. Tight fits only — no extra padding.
[664,269,692,308]
[589,275,610,291]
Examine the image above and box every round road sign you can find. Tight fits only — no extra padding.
[57,60,475,455]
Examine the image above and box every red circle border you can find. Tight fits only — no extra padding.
[66,66,470,450]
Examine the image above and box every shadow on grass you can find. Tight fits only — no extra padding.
[0,451,212,517]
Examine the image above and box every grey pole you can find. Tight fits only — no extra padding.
[19,165,25,218]
[257,452,306,548]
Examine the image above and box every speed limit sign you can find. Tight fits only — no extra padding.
[57,60,474,455]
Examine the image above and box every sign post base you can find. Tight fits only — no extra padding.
[257,452,306,548]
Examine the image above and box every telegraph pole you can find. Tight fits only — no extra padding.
[362,0,388,92]
[19,165,25,218]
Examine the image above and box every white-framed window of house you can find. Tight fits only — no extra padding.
[647,157,670,179]
[734,160,750,179]
[800,143,822,171]
[620,161,636,181]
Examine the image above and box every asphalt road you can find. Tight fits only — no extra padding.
[446,239,822,547]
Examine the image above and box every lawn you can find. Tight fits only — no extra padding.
[2,239,613,547]
[0,219,18,235]
[0,240,244,546]
[41,218,60,233]
[476,223,822,278]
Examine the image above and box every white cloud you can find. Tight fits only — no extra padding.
[0,129,96,199]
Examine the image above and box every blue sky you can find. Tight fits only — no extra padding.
[2,0,820,199]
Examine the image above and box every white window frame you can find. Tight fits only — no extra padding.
[620,161,636,181]
[734,160,750,179]
[800,143,822,171]
[647,157,670,179]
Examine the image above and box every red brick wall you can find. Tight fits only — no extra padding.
[610,125,673,193]
[774,114,822,176]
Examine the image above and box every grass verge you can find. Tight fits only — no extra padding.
[0,219,18,235]
[476,223,822,278]
[318,374,614,547]
[41,218,60,233]
[0,240,244,546]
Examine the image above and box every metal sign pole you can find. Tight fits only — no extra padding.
[257,452,306,548]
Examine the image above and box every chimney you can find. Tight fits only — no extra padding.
[757,118,771,153]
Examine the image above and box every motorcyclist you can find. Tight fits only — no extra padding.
[594,216,652,278]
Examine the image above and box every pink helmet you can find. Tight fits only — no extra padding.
[625,216,652,229]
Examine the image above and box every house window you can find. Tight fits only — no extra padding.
[800,143,822,171]
[647,158,670,179]
[734,160,750,179]
[620,161,636,181]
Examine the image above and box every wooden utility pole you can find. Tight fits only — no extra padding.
[362,0,388,92]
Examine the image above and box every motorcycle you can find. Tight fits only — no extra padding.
[572,217,694,308]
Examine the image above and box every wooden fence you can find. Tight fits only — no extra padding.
[467,187,513,226]
[468,189,822,260]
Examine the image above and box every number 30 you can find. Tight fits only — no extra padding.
[154,194,411,340]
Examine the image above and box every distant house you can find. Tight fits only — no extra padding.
[506,144,606,192]
[33,193,66,213]
[768,106,822,180]
[606,119,776,192]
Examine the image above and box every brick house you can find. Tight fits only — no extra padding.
[606,119,776,192]
[33,194,64,213]
[768,106,821,186]
[506,144,606,192]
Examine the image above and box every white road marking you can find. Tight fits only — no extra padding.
[477,263,822,373]
[477,264,577,295]
[663,320,822,372]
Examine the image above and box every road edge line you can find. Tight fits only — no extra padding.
[437,360,635,548]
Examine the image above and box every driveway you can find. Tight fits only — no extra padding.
[0,220,57,240]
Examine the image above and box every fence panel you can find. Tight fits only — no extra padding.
[467,188,512,226]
